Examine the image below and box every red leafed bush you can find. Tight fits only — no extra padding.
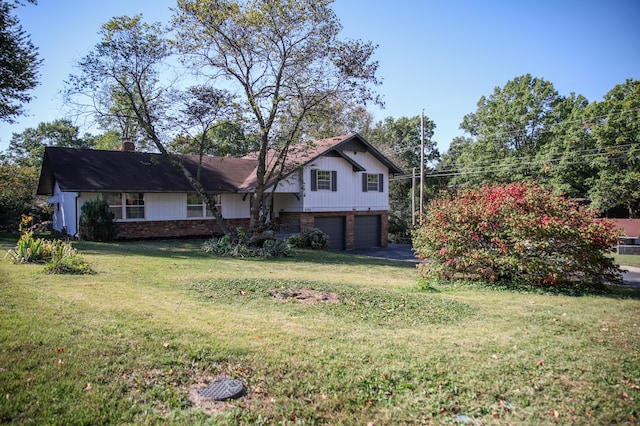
[412,182,623,287]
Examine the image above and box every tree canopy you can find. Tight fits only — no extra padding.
[586,79,640,217]
[174,0,382,230]
[445,75,640,217]
[0,160,39,230]
[455,74,565,185]
[5,119,95,167]
[66,14,232,233]
[0,0,41,123]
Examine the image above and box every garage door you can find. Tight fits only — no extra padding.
[354,215,381,250]
[314,216,345,251]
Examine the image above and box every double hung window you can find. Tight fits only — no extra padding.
[310,169,337,191]
[187,193,217,218]
[362,173,384,192]
[102,193,145,219]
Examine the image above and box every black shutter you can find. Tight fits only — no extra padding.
[378,174,384,192]
[362,173,368,192]
[331,171,337,192]
[311,169,317,191]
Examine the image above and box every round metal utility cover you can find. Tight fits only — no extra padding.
[197,378,246,401]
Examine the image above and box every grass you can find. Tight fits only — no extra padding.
[1,237,639,425]
[613,253,640,268]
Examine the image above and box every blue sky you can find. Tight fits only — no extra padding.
[0,0,638,154]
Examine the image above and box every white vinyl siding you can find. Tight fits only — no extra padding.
[220,193,250,219]
[303,153,388,212]
[144,193,187,220]
[48,183,79,236]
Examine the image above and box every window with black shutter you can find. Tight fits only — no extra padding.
[311,169,337,191]
[362,173,384,192]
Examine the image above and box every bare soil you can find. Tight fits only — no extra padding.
[269,288,340,304]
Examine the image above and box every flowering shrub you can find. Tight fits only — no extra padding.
[6,232,94,274]
[412,182,623,287]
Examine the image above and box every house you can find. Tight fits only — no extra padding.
[36,133,403,250]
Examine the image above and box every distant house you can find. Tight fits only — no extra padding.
[36,133,403,250]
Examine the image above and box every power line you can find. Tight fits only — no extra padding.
[432,144,634,175]
[389,144,636,181]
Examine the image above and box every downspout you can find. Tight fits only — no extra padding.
[75,193,80,239]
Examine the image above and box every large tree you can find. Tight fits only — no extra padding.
[534,93,597,198]
[174,0,382,230]
[455,74,564,185]
[65,15,232,234]
[586,79,640,217]
[4,119,94,167]
[0,0,41,123]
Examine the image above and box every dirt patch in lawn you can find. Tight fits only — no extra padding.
[269,288,340,305]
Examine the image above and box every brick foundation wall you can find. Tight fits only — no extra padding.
[113,212,389,247]
[276,212,302,233]
[115,218,250,240]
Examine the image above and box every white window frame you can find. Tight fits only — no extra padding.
[102,193,145,220]
[186,193,218,218]
[316,170,332,190]
[367,174,380,192]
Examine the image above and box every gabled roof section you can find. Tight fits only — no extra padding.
[242,133,404,189]
[310,133,403,175]
[37,147,257,195]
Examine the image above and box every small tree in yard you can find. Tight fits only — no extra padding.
[413,182,623,288]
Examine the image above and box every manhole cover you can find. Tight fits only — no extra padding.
[197,378,246,401]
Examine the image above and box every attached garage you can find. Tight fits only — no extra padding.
[354,215,381,249]
[314,216,346,251]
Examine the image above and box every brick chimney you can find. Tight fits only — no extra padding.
[119,140,135,152]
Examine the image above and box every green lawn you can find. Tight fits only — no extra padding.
[1,238,639,425]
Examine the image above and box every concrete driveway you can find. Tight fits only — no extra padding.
[352,244,640,288]
[621,265,640,288]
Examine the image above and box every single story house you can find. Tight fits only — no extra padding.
[36,133,403,250]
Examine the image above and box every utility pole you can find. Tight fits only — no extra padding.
[411,167,416,226]
[420,110,425,220]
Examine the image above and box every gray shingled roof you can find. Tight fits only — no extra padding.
[37,134,403,196]
[37,148,258,195]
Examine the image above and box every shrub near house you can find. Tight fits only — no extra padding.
[413,182,623,287]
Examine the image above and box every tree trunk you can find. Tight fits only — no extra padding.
[148,132,231,235]
[249,132,269,232]
[246,230,275,247]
